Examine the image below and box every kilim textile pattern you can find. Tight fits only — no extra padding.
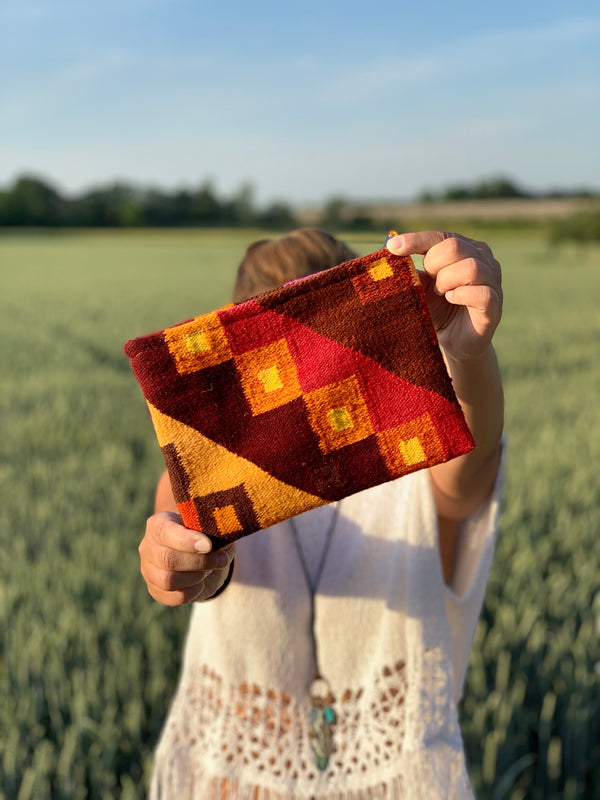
[124,249,475,546]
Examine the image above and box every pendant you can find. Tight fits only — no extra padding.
[308,677,336,771]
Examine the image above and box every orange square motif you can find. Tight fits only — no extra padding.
[351,253,419,305]
[377,413,445,476]
[235,338,302,415]
[213,504,243,536]
[165,311,233,374]
[304,375,374,454]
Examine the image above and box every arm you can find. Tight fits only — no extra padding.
[434,346,503,583]
[387,232,504,584]
[138,471,235,606]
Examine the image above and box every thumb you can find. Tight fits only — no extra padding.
[386,230,447,256]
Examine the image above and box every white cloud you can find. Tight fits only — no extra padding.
[318,54,445,106]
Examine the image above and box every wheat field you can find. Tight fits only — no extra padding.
[1,229,598,799]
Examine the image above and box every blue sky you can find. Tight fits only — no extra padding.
[1,0,599,204]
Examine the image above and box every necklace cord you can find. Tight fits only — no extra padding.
[289,504,339,682]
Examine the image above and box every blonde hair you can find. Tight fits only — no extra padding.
[232,228,357,303]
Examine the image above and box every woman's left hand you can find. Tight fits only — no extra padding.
[386,231,502,361]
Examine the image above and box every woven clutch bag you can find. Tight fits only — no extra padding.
[125,248,474,546]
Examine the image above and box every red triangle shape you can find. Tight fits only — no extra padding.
[220,300,468,441]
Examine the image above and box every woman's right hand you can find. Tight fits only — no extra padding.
[139,511,235,606]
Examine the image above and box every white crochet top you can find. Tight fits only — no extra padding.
[150,464,503,799]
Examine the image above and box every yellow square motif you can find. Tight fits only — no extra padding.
[377,413,445,476]
[236,339,302,415]
[213,504,243,535]
[258,365,284,393]
[304,375,374,454]
[398,437,426,466]
[328,406,353,432]
[165,312,233,374]
[368,258,394,282]
[185,331,211,354]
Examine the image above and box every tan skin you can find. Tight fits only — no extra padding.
[139,230,503,604]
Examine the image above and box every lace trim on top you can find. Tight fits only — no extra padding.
[152,650,471,800]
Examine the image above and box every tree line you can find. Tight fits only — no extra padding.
[419,176,597,203]
[0,175,297,229]
[1,173,597,232]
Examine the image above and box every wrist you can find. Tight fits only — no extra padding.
[442,342,496,370]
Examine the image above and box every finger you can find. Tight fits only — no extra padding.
[142,561,206,592]
[145,578,207,607]
[434,258,500,296]
[141,560,225,593]
[445,284,503,321]
[148,542,234,573]
[386,230,448,256]
[423,236,492,274]
[148,511,213,555]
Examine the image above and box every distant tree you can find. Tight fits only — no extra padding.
[256,201,296,230]
[0,191,8,222]
[443,184,471,201]
[443,176,529,201]
[346,208,376,231]
[225,183,256,227]
[189,181,224,225]
[475,177,529,199]
[141,188,178,226]
[71,183,142,227]
[546,187,597,199]
[320,196,347,230]
[118,199,145,227]
[171,189,194,224]
[0,175,65,225]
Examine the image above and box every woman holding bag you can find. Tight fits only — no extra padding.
[137,227,504,799]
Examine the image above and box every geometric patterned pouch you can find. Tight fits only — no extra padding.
[124,248,475,547]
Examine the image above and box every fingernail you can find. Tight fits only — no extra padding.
[194,537,211,554]
[215,551,229,568]
[445,289,455,301]
[386,234,404,252]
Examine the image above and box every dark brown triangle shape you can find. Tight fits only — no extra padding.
[252,256,458,406]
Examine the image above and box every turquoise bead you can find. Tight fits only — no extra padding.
[323,705,335,723]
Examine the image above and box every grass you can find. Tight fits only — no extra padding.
[1,228,599,799]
